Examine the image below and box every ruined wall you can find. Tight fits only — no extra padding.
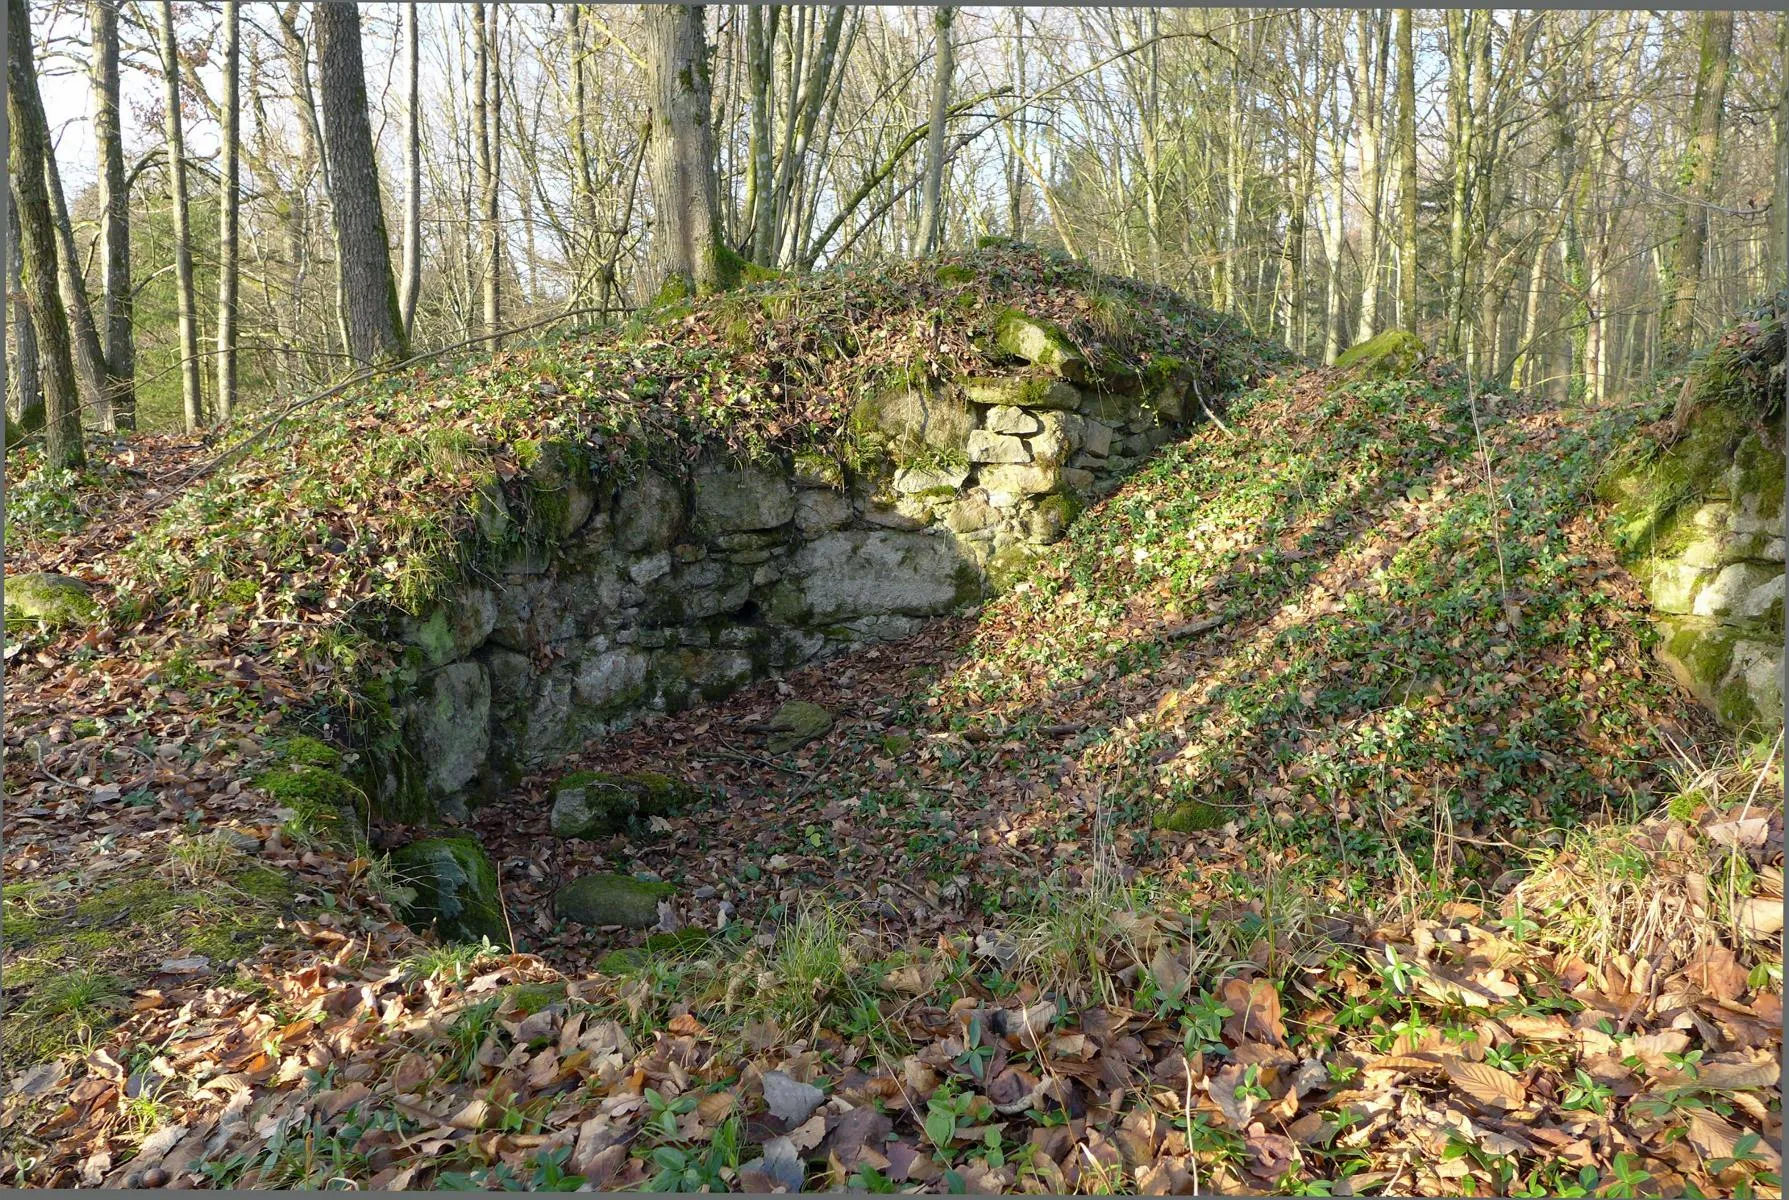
[373,314,1216,817]
[1604,403,1784,734]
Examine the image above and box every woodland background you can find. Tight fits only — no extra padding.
[6,4,1788,447]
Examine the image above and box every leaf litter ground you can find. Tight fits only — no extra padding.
[3,276,1781,1192]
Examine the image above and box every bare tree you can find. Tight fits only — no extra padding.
[644,4,723,294]
[7,197,44,440]
[89,0,132,429]
[918,7,957,255]
[158,0,203,429]
[8,0,84,467]
[216,0,241,421]
[399,1,423,335]
[315,1,409,362]
[1662,11,1735,361]
[1396,8,1418,331]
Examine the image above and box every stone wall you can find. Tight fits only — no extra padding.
[1604,403,1784,734]
[371,314,1216,817]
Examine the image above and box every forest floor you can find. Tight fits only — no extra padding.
[4,326,1782,1190]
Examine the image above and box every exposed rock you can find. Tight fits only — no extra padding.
[614,469,685,552]
[765,701,833,753]
[550,770,693,839]
[792,452,845,489]
[855,385,976,454]
[984,405,1042,435]
[961,375,1080,410]
[555,874,674,929]
[392,836,508,944]
[402,586,497,668]
[693,460,796,533]
[1334,329,1426,377]
[992,309,1087,379]
[4,572,98,628]
[574,649,650,711]
[794,530,980,621]
[403,661,490,798]
[894,463,971,493]
[979,462,1062,502]
[966,429,1032,464]
[1029,411,1086,465]
[794,489,854,533]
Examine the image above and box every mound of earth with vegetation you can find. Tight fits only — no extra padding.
[2,255,1780,1193]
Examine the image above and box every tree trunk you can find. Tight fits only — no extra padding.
[90,0,133,429]
[918,7,956,256]
[42,130,112,427]
[1352,9,1388,343]
[158,0,204,429]
[1774,14,1788,292]
[399,0,422,335]
[744,4,777,264]
[1443,11,1476,356]
[1662,11,1734,361]
[314,1,408,363]
[7,198,45,437]
[644,4,723,295]
[1396,7,1419,332]
[477,3,503,341]
[8,0,84,468]
[216,0,240,421]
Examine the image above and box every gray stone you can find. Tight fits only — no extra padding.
[794,530,978,621]
[793,453,845,489]
[894,463,972,493]
[1030,411,1086,465]
[1078,391,1134,424]
[945,490,1000,534]
[694,460,796,533]
[856,386,976,453]
[859,505,929,531]
[629,552,673,585]
[550,770,692,839]
[1691,562,1778,619]
[795,489,854,534]
[614,470,685,552]
[574,649,649,710]
[405,661,490,797]
[984,405,1042,435]
[3,572,98,628]
[979,462,1062,502]
[765,701,833,753]
[555,874,674,929]
[992,310,1087,379]
[967,430,1032,464]
[961,376,1081,410]
[392,836,508,944]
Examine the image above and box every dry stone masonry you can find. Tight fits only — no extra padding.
[372,311,1219,818]
[1604,401,1784,734]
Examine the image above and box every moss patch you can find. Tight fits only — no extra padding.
[1333,330,1426,378]
[3,571,99,628]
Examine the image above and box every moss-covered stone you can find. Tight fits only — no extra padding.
[992,310,1087,380]
[4,572,99,628]
[549,770,694,839]
[391,836,508,945]
[1333,330,1426,378]
[853,385,977,457]
[554,873,674,929]
[597,927,719,973]
[935,264,978,286]
[961,375,1082,412]
[765,700,834,753]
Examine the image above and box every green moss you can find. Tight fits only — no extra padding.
[269,735,341,770]
[503,980,570,1016]
[1602,402,1752,564]
[992,309,1085,377]
[596,927,720,974]
[1333,330,1426,378]
[935,264,978,286]
[255,764,364,846]
[3,572,99,628]
[391,836,508,945]
[1156,799,1227,833]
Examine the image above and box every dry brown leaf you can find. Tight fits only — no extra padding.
[1444,1058,1525,1111]
[1219,976,1286,1046]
